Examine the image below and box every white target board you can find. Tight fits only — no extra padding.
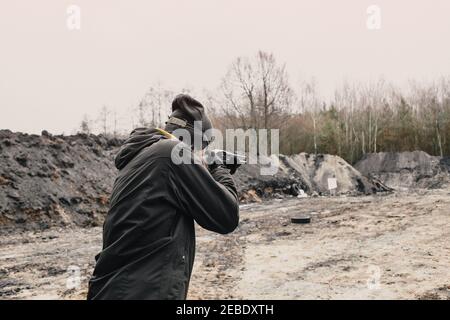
[327,177,337,190]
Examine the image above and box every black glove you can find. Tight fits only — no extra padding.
[204,150,245,175]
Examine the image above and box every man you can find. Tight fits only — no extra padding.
[87,94,239,300]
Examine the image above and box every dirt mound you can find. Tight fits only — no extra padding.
[234,153,390,201]
[0,130,387,231]
[355,151,450,189]
[0,130,122,232]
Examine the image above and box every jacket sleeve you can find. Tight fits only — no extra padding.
[169,157,239,234]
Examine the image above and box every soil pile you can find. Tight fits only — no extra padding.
[355,151,450,189]
[0,130,121,232]
[235,153,390,202]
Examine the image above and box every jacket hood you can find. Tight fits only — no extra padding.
[114,128,164,170]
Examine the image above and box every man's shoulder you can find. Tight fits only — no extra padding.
[147,138,183,158]
[141,138,201,170]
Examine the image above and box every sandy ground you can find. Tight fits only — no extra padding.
[1,189,450,300]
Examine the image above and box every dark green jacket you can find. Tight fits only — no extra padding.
[87,128,239,300]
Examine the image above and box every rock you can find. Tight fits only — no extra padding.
[7,191,20,200]
[70,197,82,205]
[15,217,26,224]
[14,154,28,167]
[2,139,13,147]
[41,130,52,138]
[0,176,10,186]
[239,189,262,203]
[58,197,71,206]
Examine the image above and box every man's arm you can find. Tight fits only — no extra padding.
[169,156,239,234]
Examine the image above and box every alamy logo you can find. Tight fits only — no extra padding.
[66,5,81,31]
[366,5,381,30]
[367,265,382,290]
[66,265,81,289]
[169,122,280,176]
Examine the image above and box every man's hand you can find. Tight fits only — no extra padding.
[204,149,246,175]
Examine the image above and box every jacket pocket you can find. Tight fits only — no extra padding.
[165,252,188,300]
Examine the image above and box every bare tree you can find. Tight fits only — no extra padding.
[256,51,293,128]
[79,114,92,134]
[112,109,120,138]
[137,83,173,128]
[298,78,320,154]
[98,105,110,135]
[221,51,293,130]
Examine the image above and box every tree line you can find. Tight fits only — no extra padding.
[79,51,450,164]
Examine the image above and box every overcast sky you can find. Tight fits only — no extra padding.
[1,0,450,134]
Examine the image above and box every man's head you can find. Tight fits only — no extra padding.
[164,94,213,150]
